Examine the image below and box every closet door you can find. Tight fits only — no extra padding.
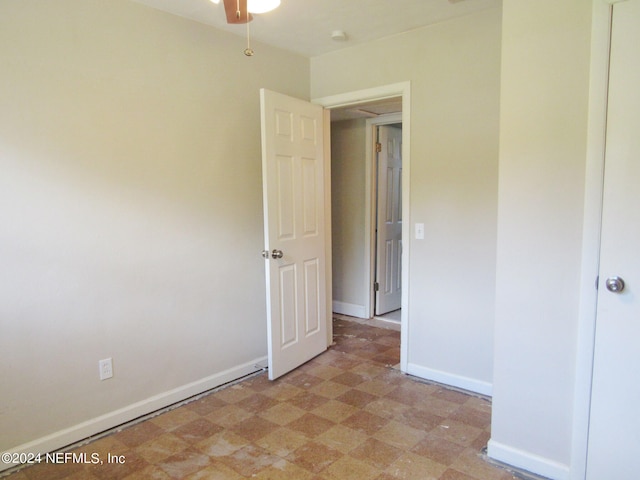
[586,1,640,477]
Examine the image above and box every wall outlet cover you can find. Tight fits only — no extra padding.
[99,358,113,380]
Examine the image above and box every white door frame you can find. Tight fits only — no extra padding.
[571,1,625,478]
[313,82,411,373]
[366,114,403,318]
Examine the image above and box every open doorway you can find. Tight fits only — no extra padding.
[314,82,410,372]
[328,101,402,327]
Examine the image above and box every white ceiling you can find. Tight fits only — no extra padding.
[330,98,403,122]
[130,0,500,57]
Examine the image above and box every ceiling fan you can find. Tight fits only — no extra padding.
[210,0,281,55]
[211,0,281,25]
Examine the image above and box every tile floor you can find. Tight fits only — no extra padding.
[6,319,520,480]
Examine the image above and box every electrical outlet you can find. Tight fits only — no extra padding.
[99,358,113,380]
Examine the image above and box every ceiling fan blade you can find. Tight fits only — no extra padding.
[222,0,253,24]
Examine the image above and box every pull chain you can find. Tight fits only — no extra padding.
[244,1,254,56]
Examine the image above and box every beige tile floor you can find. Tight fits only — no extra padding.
[6,319,521,480]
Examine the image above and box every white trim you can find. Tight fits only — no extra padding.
[312,82,409,111]
[0,357,267,473]
[365,113,403,320]
[407,363,492,397]
[570,2,613,479]
[488,440,570,480]
[332,300,367,319]
[313,81,411,373]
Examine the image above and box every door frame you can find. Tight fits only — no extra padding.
[367,114,403,318]
[313,82,411,372]
[571,1,625,478]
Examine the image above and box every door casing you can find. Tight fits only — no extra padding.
[313,82,411,373]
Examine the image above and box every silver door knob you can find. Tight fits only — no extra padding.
[271,249,284,259]
[261,250,269,259]
[605,276,625,293]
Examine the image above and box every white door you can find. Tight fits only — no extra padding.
[375,125,402,315]
[586,1,640,477]
[260,89,328,380]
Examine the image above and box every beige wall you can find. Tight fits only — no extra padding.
[312,8,501,393]
[0,0,309,454]
[330,119,368,315]
[489,1,593,477]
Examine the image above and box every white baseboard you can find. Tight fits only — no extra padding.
[0,356,267,473]
[332,301,367,318]
[487,439,569,480]
[406,363,492,397]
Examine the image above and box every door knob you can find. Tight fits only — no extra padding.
[271,249,284,259]
[261,250,269,259]
[605,276,625,293]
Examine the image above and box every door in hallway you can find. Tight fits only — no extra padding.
[375,125,402,315]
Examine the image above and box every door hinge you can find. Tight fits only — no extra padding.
[376,142,382,153]
[374,282,380,291]
[595,275,599,290]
